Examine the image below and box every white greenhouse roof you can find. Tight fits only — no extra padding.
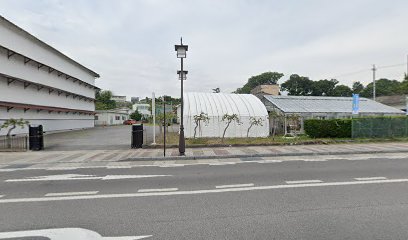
[184,92,268,117]
[263,95,405,114]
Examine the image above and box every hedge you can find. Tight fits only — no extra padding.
[304,119,352,138]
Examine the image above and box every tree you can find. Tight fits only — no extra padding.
[193,112,210,139]
[221,114,241,142]
[311,79,338,96]
[269,111,284,140]
[130,110,142,121]
[1,118,29,148]
[212,88,221,93]
[247,117,263,138]
[234,72,284,94]
[352,81,364,94]
[156,112,175,135]
[332,85,352,97]
[360,78,402,98]
[95,90,116,110]
[281,74,313,96]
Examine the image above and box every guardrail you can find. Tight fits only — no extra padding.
[0,135,28,152]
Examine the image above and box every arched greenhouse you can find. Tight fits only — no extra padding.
[181,92,269,138]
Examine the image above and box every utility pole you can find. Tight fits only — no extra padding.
[372,64,376,101]
[152,92,156,145]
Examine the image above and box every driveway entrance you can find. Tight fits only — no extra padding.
[44,125,163,151]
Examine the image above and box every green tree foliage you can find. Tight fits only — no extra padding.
[280,74,313,96]
[1,118,29,136]
[130,110,142,121]
[95,90,116,110]
[156,112,176,134]
[247,117,263,138]
[332,85,353,97]
[352,81,364,94]
[193,112,210,139]
[234,72,284,94]
[311,79,338,96]
[360,78,402,98]
[221,114,241,142]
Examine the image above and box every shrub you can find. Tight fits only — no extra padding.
[304,119,351,138]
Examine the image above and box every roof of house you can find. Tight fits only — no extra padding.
[184,92,268,117]
[0,15,99,78]
[263,95,405,114]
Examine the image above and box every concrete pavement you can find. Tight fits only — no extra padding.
[1,142,408,169]
[2,153,408,239]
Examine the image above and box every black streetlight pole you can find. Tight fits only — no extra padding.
[175,38,188,156]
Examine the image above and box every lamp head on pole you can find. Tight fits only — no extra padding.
[175,37,188,58]
[177,70,188,80]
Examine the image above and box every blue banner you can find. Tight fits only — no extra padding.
[352,94,359,115]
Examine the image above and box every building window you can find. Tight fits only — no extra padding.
[122,116,126,120]
[115,116,120,120]
[95,116,99,120]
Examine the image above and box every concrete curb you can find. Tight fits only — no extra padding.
[119,149,408,162]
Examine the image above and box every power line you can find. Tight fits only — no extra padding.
[332,62,407,79]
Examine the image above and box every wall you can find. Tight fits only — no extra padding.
[0,19,96,84]
[0,108,94,136]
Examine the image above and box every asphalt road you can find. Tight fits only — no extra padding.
[1,154,408,239]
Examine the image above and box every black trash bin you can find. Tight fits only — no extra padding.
[131,124,143,148]
[29,125,44,151]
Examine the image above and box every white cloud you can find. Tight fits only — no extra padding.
[1,0,407,98]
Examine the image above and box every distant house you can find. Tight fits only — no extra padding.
[111,95,126,103]
[261,95,405,135]
[250,84,280,98]
[95,108,131,126]
[132,103,151,119]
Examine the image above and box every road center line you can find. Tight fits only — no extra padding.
[216,183,255,189]
[137,188,178,193]
[286,180,323,184]
[354,177,387,181]
[1,178,408,204]
[45,191,99,197]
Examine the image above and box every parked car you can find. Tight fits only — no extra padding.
[123,119,137,125]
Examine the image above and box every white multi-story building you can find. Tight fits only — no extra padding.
[0,16,99,136]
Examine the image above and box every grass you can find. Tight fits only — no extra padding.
[155,132,408,147]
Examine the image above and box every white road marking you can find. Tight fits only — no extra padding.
[286,180,323,184]
[0,228,152,239]
[106,166,132,169]
[5,174,172,182]
[1,178,408,204]
[138,188,178,193]
[302,159,327,162]
[159,164,185,168]
[208,162,236,166]
[354,177,388,181]
[47,167,78,171]
[45,191,99,197]
[216,183,254,189]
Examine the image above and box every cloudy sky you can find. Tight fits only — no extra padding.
[1,0,407,99]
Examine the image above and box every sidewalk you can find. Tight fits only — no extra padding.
[1,142,408,166]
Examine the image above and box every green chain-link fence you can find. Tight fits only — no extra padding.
[352,117,408,138]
